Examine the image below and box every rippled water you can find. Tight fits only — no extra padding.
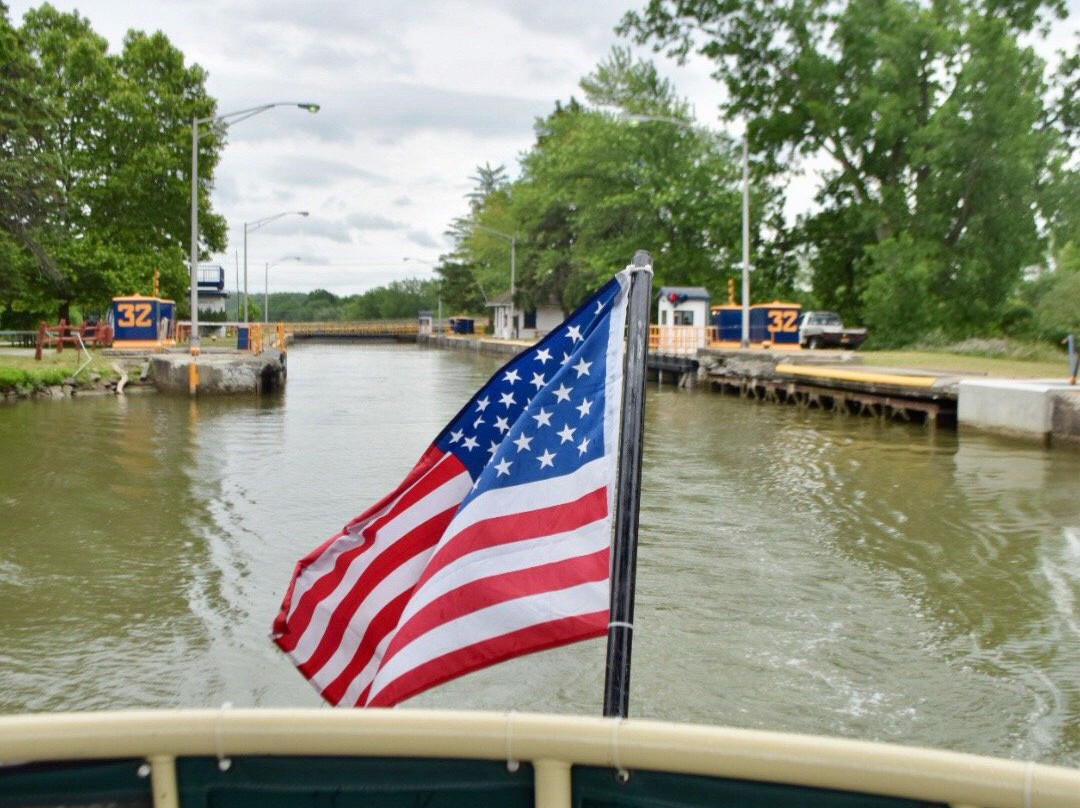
[0,343,1077,767]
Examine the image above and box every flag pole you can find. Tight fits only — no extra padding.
[603,249,653,719]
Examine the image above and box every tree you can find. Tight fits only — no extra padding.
[465,163,509,211]
[621,0,1072,342]
[15,4,223,319]
[0,3,64,325]
[437,48,771,315]
[438,164,515,313]
[516,48,780,309]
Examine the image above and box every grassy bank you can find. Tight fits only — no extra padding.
[0,349,121,391]
[860,350,1068,379]
[862,339,1071,379]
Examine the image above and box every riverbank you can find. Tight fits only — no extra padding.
[0,345,285,399]
[0,348,155,402]
[6,339,1078,445]
[419,333,1080,447]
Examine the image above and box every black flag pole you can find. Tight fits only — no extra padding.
[603,250,653,719]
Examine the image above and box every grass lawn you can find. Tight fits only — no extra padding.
[0,348,120,389]
[859,350,1070,379]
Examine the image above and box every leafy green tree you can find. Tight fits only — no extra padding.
[465,163,509,211]
[0,3,64,325]
[438,48,770,314]
[438,164,515,313]
[264,280,441,323]
[515,49,774,309]
[621,0,1072,343]
[15,4,223,319]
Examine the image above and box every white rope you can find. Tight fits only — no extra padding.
[504,710,519,773]
[608,621,634,631]
[215,702,233,772]
[1023,760,1034,808]
[610,717,629,783]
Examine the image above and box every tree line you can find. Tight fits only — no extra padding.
[261,279,441,323]
[438,1,1078,347]
[2,1,1077,347]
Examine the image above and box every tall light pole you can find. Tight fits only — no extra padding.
[189,101,319,373]
[265,256,302,326]
[471,224,516,339]
[622,113,752,347]
[739,134,750,348]
[244,211,309,322]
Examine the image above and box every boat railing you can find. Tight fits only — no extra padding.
[1,709,1077,808]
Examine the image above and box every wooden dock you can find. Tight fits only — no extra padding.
[694,349,964,427]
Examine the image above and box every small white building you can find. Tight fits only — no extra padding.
[520,296,564,340]
[656,286,710,327]
[195,263,229,316]
[417,310,433,335]
[194,262,229,338]
[485,292,565,340]
[655,286,711,353]
[485,291,515,339]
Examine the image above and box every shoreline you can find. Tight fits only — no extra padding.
[4,340,1078,447]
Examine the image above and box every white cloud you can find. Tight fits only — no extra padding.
[8,0,1075,296]
[11,0,689,295]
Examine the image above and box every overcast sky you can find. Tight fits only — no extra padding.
[7,1,1078,297]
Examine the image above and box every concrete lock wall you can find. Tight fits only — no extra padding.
[151,354,285,394]
[958,378,1080,445]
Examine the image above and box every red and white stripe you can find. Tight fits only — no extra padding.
[273,271,630,707]
[272,446,474,705]
[359,457,613,706]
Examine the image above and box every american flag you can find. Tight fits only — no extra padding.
[272,270,632,707]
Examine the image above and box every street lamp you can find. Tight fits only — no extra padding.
[189,101,318,361]
[244,211,309,322]
[623,113,751,348]
[265,256,302,326]
[470,224,516,339]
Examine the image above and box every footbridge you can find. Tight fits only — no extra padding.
[285,320,420,341]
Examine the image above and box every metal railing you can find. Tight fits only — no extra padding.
[649,325,714,355]
[0,330,36,348]
[286,320,420,337]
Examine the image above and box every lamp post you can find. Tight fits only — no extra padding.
[470,224,516,339]
[622,113,751,347]
[265,256,302,326]
[739,134,750,348]
[244,211,309,322]
[189,101,318,373]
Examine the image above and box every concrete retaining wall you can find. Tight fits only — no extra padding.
[418,334,528,357]
[958,378,1080,446]
[1051,392,1080,447]
[151,353,285,394]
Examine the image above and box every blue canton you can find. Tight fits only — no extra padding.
[434,277,622,504]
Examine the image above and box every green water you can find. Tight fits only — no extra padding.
[0,343,1076,767]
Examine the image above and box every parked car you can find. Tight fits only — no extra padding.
[797,311,868,349]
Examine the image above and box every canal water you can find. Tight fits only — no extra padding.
[0,343,1077,767]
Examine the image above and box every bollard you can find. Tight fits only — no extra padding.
[1065,333,1077,385]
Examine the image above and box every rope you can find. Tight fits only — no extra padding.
[215,702,233,772]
